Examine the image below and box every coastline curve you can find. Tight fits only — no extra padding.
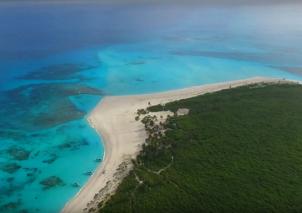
[61,77,287,213]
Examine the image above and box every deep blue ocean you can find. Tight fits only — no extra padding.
[0,2,302,212]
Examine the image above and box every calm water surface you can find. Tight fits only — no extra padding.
[0,2,302,212]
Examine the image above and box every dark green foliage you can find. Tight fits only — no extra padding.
[101,83,302,213]
[137,109,148,115]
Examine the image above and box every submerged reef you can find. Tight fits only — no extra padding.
[18,63,98,80]
[58,139,89,151]
[0,62,102,211]
[6,177,14,182]
[7,147,31,161]
[127,61,146,65]
[0,163,21,174]
[40,176,65,190]
[23,167,40,184]
[0,181,24,198]
[42,154,58,164]
[0,201,21,212]
[0,62,104,131]
[0,82,103,131]
[0,130,25,141]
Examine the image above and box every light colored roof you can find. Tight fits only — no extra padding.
[176,108,190,116]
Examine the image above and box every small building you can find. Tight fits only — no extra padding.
[176,108,190,116]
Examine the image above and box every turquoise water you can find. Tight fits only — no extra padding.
[1,2,302,213]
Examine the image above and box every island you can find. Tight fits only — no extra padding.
[62,77,302,212]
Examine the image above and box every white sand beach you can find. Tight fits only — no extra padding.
[62,77,284,213]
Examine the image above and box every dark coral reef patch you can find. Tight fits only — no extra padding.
[58,139,89,151]
[18,63,97,80]
[0,201,21,212]
[0,82,103,131]
[0,163,21,174]
[42,154,58,164]
[40,176,65,190]
[7,147,31,161]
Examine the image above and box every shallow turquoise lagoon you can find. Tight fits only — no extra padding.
[0,2,302,213]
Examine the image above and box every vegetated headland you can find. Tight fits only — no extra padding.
[62,77,302,213]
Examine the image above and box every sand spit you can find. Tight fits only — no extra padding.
[62,77,289,213]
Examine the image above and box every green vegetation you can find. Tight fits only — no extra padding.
[100,83,302,213]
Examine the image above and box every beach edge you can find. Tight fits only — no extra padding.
[62,77,289,213]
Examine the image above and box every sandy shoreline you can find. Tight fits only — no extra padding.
[61,77,285,213]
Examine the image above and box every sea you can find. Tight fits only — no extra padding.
[0,2,302,212]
